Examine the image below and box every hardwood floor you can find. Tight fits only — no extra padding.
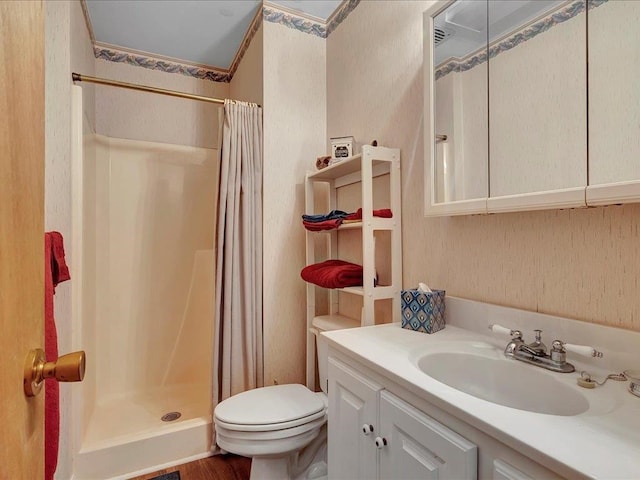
[130,454,251,480]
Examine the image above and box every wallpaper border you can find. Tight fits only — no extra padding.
[93,45,232,83]
[435,0,607,81]
[262,0,360,38]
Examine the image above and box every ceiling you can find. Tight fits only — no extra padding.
[85,1,342,71]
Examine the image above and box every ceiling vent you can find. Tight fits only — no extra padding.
[434,26,454,46]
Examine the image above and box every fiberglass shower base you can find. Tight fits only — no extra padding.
[75,383,213,479]
[82,383,211,450]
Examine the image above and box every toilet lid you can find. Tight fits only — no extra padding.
[215,384,326,427]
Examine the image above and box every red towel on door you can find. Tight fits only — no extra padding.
[45,232,70,480]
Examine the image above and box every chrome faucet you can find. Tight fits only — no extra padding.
[489,324,603,373]
[525,329,547,356]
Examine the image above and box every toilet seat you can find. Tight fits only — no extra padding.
[216,414,326,443]
[215,408,326,432]
[214,384,328,459]
[214,384,327,432]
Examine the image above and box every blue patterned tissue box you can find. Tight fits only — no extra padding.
[401,289,446,334]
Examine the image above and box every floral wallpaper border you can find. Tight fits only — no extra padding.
[94,46,233,82]
[326,0,360,37]
[262,0,360,38]
[435,0,608,81]
[263,6,327,38]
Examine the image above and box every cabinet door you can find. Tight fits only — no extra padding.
[586,0,640,205]
[328,358,382,480]
[379,391,477,480]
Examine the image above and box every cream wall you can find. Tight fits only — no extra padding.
[95,60,228,148]
[45,1,95,478]
[230,24,264,105]
[46,0,95,350]
[327,0,640,332]
[262,21,326,385]
[71,2,96,134]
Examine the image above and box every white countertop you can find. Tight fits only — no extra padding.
[323,317,640,479]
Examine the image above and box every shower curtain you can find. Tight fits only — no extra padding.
[213,99,264,407]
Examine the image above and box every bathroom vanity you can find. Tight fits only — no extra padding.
[323,297,640,479]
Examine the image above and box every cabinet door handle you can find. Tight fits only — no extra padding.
[374,436,387,449]
[362,424,374,436]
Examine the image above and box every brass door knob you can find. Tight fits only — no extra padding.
[24,348,86,397]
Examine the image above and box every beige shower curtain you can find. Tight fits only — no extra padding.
[213,99,263,406]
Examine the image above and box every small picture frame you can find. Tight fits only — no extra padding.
[330,136,354,159]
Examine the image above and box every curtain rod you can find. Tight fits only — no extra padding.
[72,73,251,106]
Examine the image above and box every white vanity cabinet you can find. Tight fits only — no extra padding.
[327,349,564,480]
[325,299,640,479]
[328,357,477,480]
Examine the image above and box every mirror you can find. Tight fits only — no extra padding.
[488,0,586,200]
[425,0,589,216]
[431,0,488,205]
[588,0,640,194]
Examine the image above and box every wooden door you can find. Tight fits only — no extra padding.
[0,1,45,478]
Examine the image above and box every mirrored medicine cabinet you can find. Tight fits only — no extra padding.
[424,0,640,216]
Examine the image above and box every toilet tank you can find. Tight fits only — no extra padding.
[311,316,361,394]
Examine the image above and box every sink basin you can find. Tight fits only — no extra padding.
[414,350,589,416]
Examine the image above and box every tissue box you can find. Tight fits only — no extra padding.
[401,289,445,334]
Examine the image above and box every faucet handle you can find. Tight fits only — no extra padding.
[489,324,522,339]
[552,340,603,358]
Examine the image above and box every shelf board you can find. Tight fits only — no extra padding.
[339,286,364,296]
[339,285,397,299]
[304,218,395,233]
[311,314,361,331]
[307,154,392,183]
[305,222,363,233]
[307,154,363,180]
[339,222,363,230]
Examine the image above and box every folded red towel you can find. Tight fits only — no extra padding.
[303,218,343,231]
[45,231,70,480]
[344,208,393,221]
[301,259,363,289]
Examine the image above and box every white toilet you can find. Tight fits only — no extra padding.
[214,327,331,480]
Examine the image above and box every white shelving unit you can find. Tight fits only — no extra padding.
[304,145,402,389]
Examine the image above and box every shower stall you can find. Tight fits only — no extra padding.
[70,86,219,478]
